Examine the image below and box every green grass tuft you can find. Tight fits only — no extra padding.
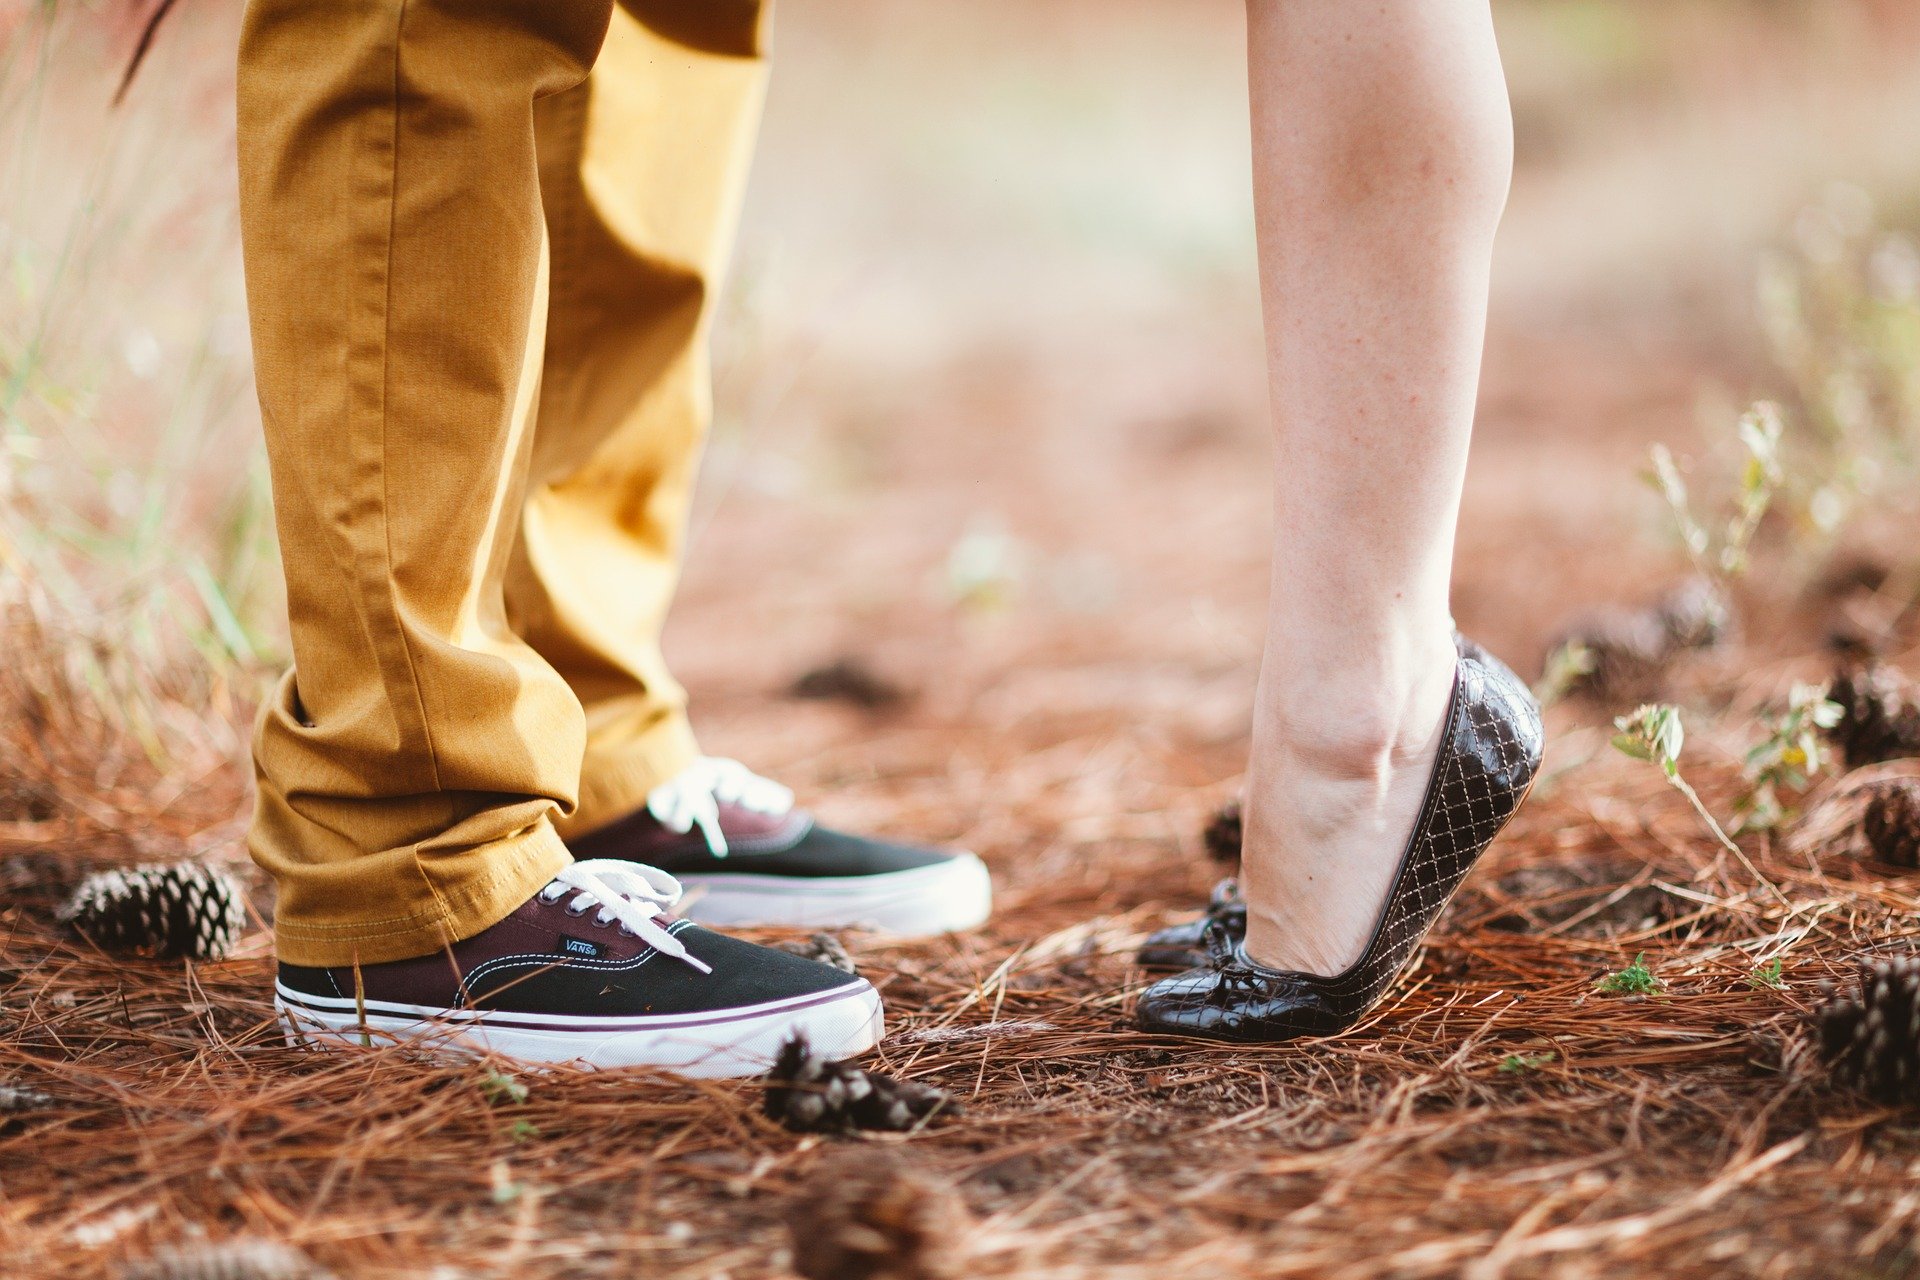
[1598,953,1660,995]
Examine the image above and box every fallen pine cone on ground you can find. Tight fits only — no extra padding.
[0,1081,55,1119]
[786,1149,970,1280]
[1815,954,1920,1106]
[788,656,909,710]
[1546,576,1731,703]
[1861,779,1920,868]
[763,1035,957,1133]
[121,1238,333,1280]
[771,933,859,974]
[1202,799,1242,866]
[61,861,249,961]
[1782,762,1920,866]
[1828,664,1920,769]
[1655,575,1732,650]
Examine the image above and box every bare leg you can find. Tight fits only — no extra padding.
[1240,1,1513,975]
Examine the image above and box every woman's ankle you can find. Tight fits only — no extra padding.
[1236,629,1458,975]
[1252,627,1458,779]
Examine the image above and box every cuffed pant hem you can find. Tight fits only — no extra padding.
[270,821,575,967]
[557,713,701,841]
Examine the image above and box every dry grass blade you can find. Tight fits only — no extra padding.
[113,0,183,106]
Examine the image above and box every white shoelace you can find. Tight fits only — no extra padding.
[537,859,712,974]
[644,756,795,858]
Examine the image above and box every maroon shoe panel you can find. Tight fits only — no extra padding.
[280,895,662,1009]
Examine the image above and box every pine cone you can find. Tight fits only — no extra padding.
[0,851,81,908]
[1202,800,1242,866]
[0,1082,54,1115]
[1861,780,1920,868]
[788,657,908,710]
[1829,665,1920,769]
[1553,607,1672,702]
[121,1240,333,1280]
[61,861,248,961]
[1815,954,1920,1105]
[787,1151,970,1280]
[1655,576,1732,651]
[1547,578,1731,704]
[764,1035,957,1134]
[772,933,858,974]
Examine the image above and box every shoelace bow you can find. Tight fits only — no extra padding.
[538,859,712,975]
[644,756,795,857]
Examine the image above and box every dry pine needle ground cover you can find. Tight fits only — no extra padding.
[9,642,1920,1279]
[12,342,1920,1277]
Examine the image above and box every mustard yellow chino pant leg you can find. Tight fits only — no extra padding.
[238,0,769,966]
[522,2,771,843]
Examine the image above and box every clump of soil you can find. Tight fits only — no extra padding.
[1472,862,1681,939]
[121,1239,334,1280]
[771,932,860,973]
[0,1081,56,1118]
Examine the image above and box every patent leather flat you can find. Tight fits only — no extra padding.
[1137,878,1244,970]
[1134,642,1543,1043]
[1135,634,1527,972]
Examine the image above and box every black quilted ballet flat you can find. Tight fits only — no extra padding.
[1135,634,1525,973]
[1137,878,1245,970]
[1134,642,1543,1043]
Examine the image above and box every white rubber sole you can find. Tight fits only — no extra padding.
[274,978,882,1079]
[677,852,993,935]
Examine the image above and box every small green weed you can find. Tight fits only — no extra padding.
[1748,956,1787,989]
[1598,953,1660,995]
[1534,639,1597,708]
[479,1071,529,1107]
[489,1160,525,1205]
[1738,682,1844,832]
[1612,704,1790,906]
[1644,402,1784,584]
[1497,1052,1556,1074]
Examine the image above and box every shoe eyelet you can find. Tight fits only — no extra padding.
[563,903,589,917]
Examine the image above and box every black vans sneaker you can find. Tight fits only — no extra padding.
[274,859,882,1078]
[568,757,993,936]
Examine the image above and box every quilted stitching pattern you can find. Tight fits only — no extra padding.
[1135,645,1544,1042]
